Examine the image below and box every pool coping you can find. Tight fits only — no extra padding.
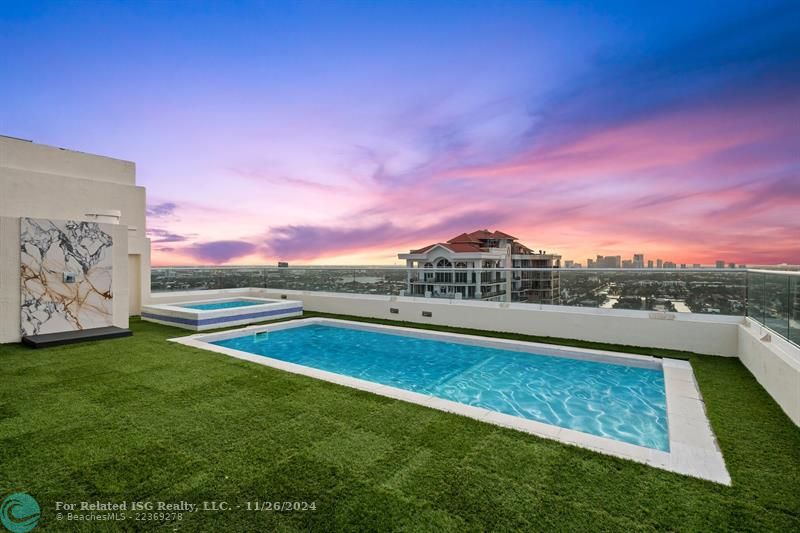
[170,317,730,485]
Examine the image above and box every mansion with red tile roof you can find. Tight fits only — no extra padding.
[398,230,561,303]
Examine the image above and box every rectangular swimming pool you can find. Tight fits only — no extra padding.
[215,323,668,450]
[173,317,730,483]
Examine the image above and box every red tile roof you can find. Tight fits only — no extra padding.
[465,229,495,240]
[447,232,481,244]
[409,230,522,255]
[409,243,438,254]
[458,229,518,241]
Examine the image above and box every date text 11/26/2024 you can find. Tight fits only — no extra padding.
[54,501,317,513]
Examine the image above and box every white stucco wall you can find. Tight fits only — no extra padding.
[0,137,147,241]
[0,217,21,343]
[0,135,136,186]
[738,319,800,425]
[112,225,131,332]
[0,136,150,341]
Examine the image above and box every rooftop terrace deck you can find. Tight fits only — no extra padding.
[1,314,798,531]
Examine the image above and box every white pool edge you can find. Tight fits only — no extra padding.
[170,317,731,485]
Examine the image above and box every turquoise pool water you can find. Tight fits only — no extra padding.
[212,324,669,450]
[181,300,264,311]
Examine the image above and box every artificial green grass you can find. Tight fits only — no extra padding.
[0,316,797,531]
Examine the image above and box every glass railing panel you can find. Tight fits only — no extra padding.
[339,268,406,295]
[790,276,799,345]
[268,268,360,293]
[762,273,789,339]
[262,267,293,290]
[746,272,766,325]
[558,270,746,314]
[150,267,277,291]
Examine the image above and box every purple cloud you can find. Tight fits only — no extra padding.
[265,210,508,260]
[146,227,189,243]
[185,240,257,264]
[266,224,397,259]
[146,202,178,217]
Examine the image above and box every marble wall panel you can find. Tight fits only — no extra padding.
[20,217,114,335]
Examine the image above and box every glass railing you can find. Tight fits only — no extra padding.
[151,266,746,310]
[794,275,799,346]
[151,267,409,295]
[746,269,800,345]
[150,266,800,345]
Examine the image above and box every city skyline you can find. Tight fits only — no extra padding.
[2,1,799,266]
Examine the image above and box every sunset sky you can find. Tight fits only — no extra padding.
[2,1,798,266]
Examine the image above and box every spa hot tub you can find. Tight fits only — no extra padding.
[141,297,303,331]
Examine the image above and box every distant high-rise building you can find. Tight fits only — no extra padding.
[693,263,701,268]
[564,260,574,268]
[587,258,595,268]
[622,259,633,268]
[664,261,676,268]
[715,260,725,268]
[656,259,663,268]
[399,229,560,304]
[680,264,687,269]
[647,260,654,268]
[728,263,736,269]
[633,254,644,268]
[595,255,623,268]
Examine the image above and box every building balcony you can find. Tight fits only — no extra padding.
[478,289,507,299]
[409,278,507,285]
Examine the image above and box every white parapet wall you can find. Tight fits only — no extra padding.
[738,318,800,425]
[149,287,742,356]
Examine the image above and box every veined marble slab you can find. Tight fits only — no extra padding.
[20,217,114,336]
